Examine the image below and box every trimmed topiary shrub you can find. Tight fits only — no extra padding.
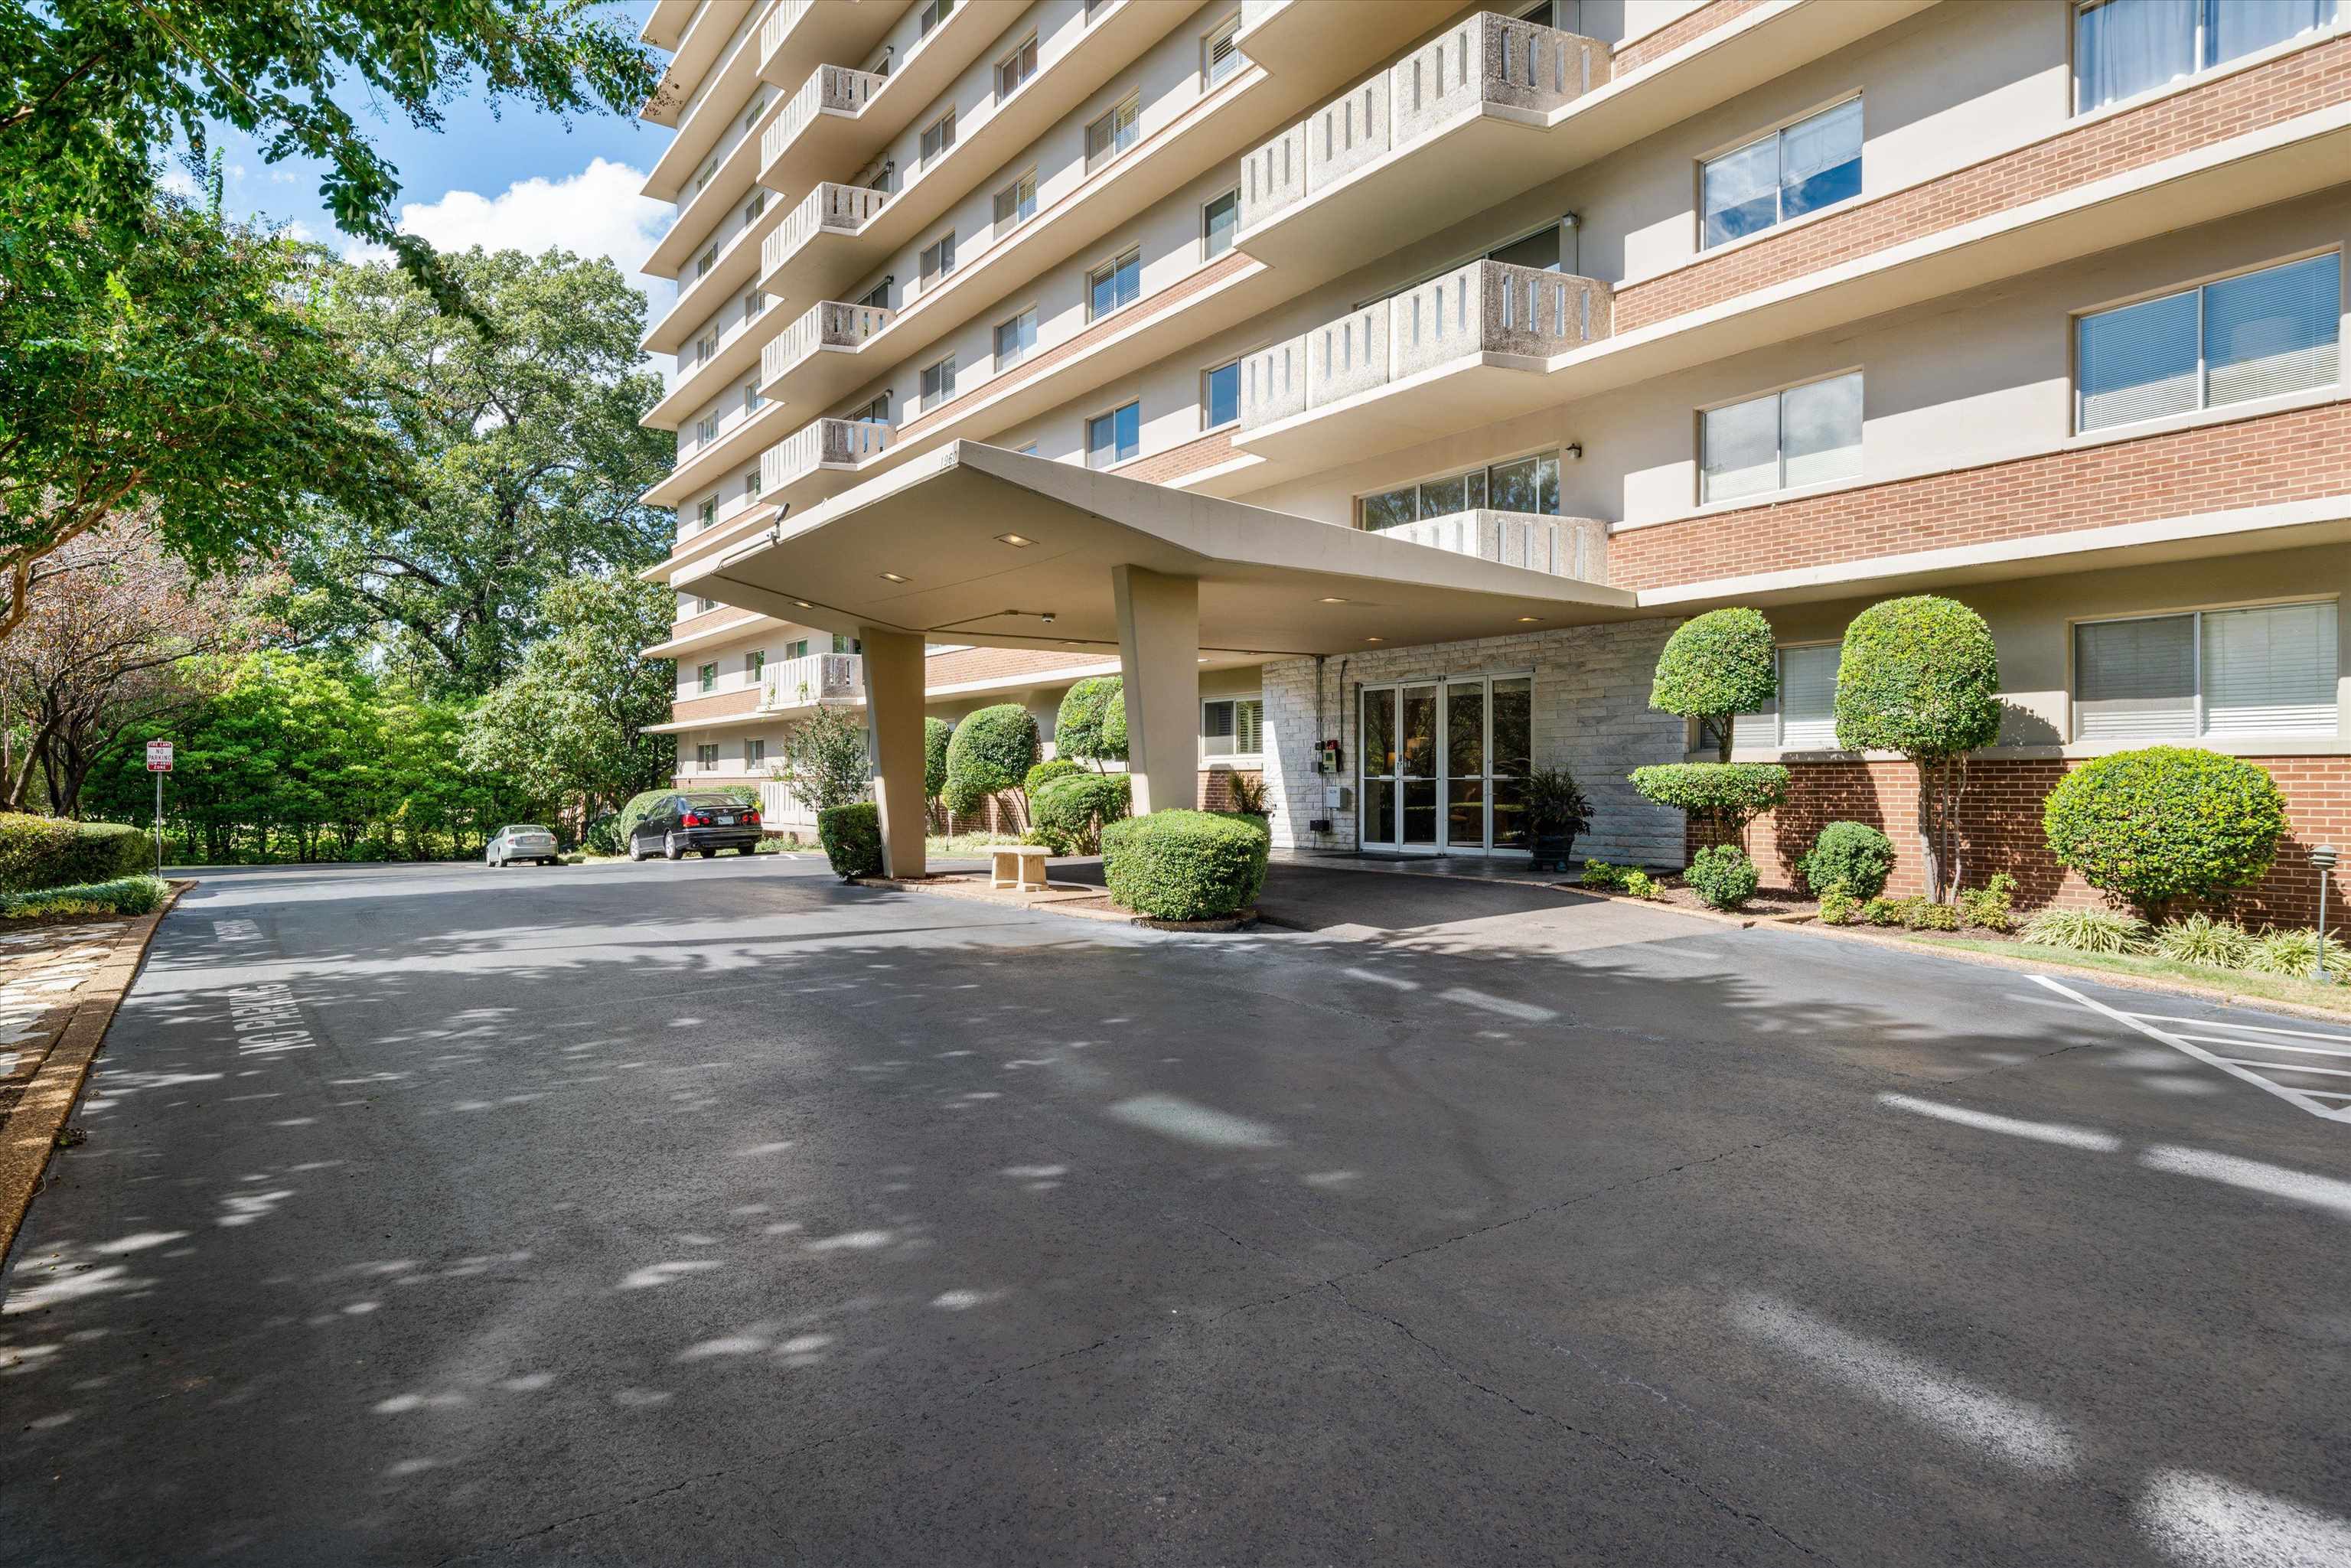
[1797,821,1895,900]
[1651,607,1778,761]
[1102,689,1127,756]
[2042,747,2287,920]
[943,703,1040,814]
[0,814,155,891]
[1026,758,1083,795]
[1029,772,1132,854]
[817,802,883,880]
[1685,843,1759,911]
[1055,676,1127,764]
[1628,762,1789,838]
[924,718,954,801]
[1834,595,2003,903]
[1101,809,1268,921]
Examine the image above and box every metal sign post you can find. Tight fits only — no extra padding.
[2314,845,2339,985]
[146,740,173,875]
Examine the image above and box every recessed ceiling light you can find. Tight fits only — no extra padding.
[994,532,1035,547]
[1517,615,1541,623]
[879,572,908,583]
[1319,596,1351,604]
[1364,635,1384,643]
[792,600,812,608]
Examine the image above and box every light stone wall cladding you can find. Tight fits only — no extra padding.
[1259,619,1688,868]
[1305,74,1392,194]
[1304,300,1391,407]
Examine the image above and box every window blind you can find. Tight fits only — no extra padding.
[2075,614,2198,740]
[2202,601,2338,735]
[1701,393,1779,501]
[1779,372,1864,488]
[1778,644,1841,748]
[2077,290,2200,430]
[2203,252,2340,408]
[1235,699,1264,755]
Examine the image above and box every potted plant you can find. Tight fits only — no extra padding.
[1523,766,1592,873]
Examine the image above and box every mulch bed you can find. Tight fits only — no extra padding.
[1639,881,1817,920]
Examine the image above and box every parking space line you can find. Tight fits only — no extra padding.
[2168,1034,2351,1058]
[2028,975,2351,1123]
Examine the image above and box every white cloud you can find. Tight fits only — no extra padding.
[392,157,669,288]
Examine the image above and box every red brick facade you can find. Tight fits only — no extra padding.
[1113,428,1237,484]
[1616,34,2351,331]
[1696,756,2350,928]
[1611,0,1768,75]
[1609,399,2351,591]
[666,686,761,723]
[1198,767,1264,812]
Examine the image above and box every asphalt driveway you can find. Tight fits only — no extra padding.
[2,855,2346,1565]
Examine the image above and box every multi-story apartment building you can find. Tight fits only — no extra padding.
[637,0,2350,922]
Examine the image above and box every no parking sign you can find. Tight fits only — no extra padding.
[147,740,174,772]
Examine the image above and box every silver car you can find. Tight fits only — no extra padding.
[486,824,560,868]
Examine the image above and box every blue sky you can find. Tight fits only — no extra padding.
[187,0,675,307]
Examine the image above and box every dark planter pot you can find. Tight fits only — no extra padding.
[1528,826,1578,874]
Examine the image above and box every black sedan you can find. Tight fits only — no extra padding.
[627,792,764,861]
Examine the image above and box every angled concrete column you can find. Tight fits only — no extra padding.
[859,627,928,878]
[1111,566,1200,816]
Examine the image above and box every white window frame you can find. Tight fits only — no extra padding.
[921,354,957,411]
[695,494,717,531]
[1202,13,1243,87]
[1697,95,1864,253]
[696,663,718,694]
[1087,246,1142,321]
[1201,693,1265,762]
[994,306,1038,371]
[742,378,761,413]
[2072,0,2344,116]
[1200,187,1240,261]
[1353,447,1569,528]
[1085,92,1142,173]
[742,468,761,499]
[2069,598,2341,743]
[743,191,765,228]
[696,331,719,365]
[1772,643,1842,751]
[920,108,956,168]
[996,33,1038,99]
[1086,399,1140,469]
[697,246,718,279]
[1202,357,1241,431]
[2072,249,2343,435]
[745,737,767,768]
[1697,369,1864,505]
[745,649,767,680]
[993,168,1038,233]
[918,0,954,38]
[694,416,719,446]
[696,743,720,770]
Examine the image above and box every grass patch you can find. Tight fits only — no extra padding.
[0,874,169,919]
[1897,932,2351,1017]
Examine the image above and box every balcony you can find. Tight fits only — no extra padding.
[761,302,896,412]
[1233,0,1458,87]
[1237,259,1608,458]
[1378,510,1608,582]
[761,652,863,712]
[759,0,907,93]
[760,64,885,181]
[761,417,895,507]
[759,181,892,311]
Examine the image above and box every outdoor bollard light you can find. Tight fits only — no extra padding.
[2314,845,2339,984]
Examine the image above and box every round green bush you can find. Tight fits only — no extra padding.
[2042,746,2287,917]
[1055,677,1127,763]
[1652,608,1777,760]
[1029,772,1132,854]
[817,802,882,880]
[1833,596,2002,757]
[0,814,157,891]
[1102,689,1127,755]
[942,704,1039,813]
[1797,821,1895,899]
[924,718,954,801]
[1026,758,1084,794]
[1627,762,1789,835]
[1685,843,1759,911]
[1101,809,1269,921]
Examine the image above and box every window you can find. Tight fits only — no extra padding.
[1701,97,1862,249]
[1088,247,1141,318]
[918,0,954,37]
[1358,454,1564,528]
[2075,0,2340,114]
[1202,188,1238,259]
[694,415,719,446]
[743,191,766,227]
[695,157,717,194]
[919,231,956,289]
[1086,93,1141,172]
[995,308,1037,370]
[2075,253,2340,432]
[696,495,717,531]
[833,633,862,655]
[921,109,956,166]
[696,331,719,366]
[746,650,766,680]
[849,392,892,425]
[742,93,768,135]
[1203,15,1243,86]
[1203,359,1240,429]
[1701,371,1863,503]
[743,289,766,324]
[1087,401,1140,468]
[998,34,1038,97]
[696,663,718,693]
[2075,601,2338,741]
[694,743,719,770]
[783,637,810,660]
[1086,0,1114,19]
[1202,696,1264,758]
[745,738,767,768]
[1775,644,1841,748]
[857,278,892,311]
[742,468,761,499]
[921,354,957,410]
[742,379,762,413]
[697,245,718,279]
[994,169,1038,232]
[696,595,716,614]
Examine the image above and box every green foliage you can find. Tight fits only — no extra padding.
[1832,596,2004,758]
[614,789,674,844]
[1102,689,1127,755]
[1225,771,1269,815]
[2243,927,2350,979]
[0,875,168,919]
[1524,767,1593,833]
[1579,860,1627,891]
[1861,896,1906,927]
[2041,747,2288,918]
[2019,907,2148,955]
[1685,844,1759,911]
[2150,913,2255,969]
[1629,762,1789,836]
[1651,608,1777,761]
[1912,901,1961,932]
[1029,773,1132,855]
[775,705,870,814]
[1026,759,1084,795]
[817,803,882,881]
[924,719,954,802]
[1957,872,2017,933]
[1101,810,1269,921]
[1055,677,1127,763]
[1815,882,1859,925]
[0,814,152,890]
[1620,869,1663,900]
[1798,822,1895,900]
[1860,895,1959,931]
[942,704,1039,814]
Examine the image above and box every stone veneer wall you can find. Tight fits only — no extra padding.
[1260,620,1688,866]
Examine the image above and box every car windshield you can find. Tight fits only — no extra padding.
[681,796,742,808]
[510,825,549,834]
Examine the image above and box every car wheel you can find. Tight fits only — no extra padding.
[543,857,557,867]
[738,844,758,856]
[699,848,716,859]
[627,839,644,862]
[664,834,683,862]
[491,854,504,869]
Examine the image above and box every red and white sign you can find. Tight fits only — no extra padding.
[146,740,174,773]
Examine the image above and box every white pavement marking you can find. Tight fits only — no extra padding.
[2027,975,2351,1123]
[1874,1092,2122,1152]
[2137,1469,2351,1566]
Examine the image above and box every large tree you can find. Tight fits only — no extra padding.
[283,248,673,693]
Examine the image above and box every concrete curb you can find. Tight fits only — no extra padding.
[0,880,193,1267]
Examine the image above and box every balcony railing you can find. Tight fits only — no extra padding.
[758,0,814,68]
[1240,10,1607,230]
[1238,259,1609,429]
[1378,510,1607,581]
[761,301,895,390]
[762,64,883,169]
[761,182,890,281]
[761,416,894,497]
[761,652,862,711]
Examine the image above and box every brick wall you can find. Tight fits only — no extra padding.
[1615,34,2351,331]
[1611,0,1768,74]
[1698,755,2351,927]
[1610,399,2351,591]
[1114,428,1236,484]
[667,687,760,723]
[1198,767,1263,812]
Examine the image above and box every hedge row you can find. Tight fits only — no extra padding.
[0,814,153,892]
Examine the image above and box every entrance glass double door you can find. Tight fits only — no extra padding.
[1361,675,1533,853]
